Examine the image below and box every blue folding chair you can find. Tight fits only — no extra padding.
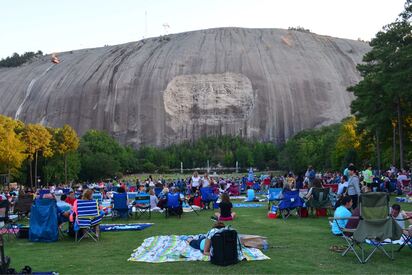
[134,193,151,219]
[29,199,58,242]
[253,181,261,192]
[200,187,218,209]
[75,200,102,242]
[268,188,283,210]
[165,193,182,218]
[154,187,163,197]
[112,193,129,220]
[278,190,304,220]
[38,189,50,198]
[92,192,103,204]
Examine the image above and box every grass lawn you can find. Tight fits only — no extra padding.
[6,197,412,274]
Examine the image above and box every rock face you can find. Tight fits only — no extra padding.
[0,28,370,147]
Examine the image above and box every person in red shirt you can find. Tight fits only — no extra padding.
[65,191,76,206]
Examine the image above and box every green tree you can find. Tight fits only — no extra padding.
[0,115,27,183]
[348,0,412,169]
[53,125,80,184]
[22,124,53,187]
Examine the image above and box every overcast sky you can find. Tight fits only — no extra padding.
[0,0,406,58]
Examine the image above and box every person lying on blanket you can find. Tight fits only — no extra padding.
[186,221,226,255]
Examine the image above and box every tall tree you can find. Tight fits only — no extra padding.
[22,124,53,187]
[348,0,412,169]
[0,115,27,183]
[52,125,80,185]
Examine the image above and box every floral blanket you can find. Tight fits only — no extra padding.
[128,235,270,263]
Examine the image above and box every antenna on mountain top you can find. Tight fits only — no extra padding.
[163,23,170,35]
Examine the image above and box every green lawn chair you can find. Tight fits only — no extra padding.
[331,192,402,263]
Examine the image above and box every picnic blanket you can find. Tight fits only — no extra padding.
[100,223,153,232]
[233,203,264,208]
[128,235,270,263]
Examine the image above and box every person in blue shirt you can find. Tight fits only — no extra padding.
[246,186,256,202]
[331,196,353,236]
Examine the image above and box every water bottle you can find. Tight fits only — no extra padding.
[262,240,269,251]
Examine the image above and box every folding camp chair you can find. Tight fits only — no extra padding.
[278,190,304,220]
[330,192,402,263]
[395,216,412,252]
[267,188,282,210]
[112,193,129,219]
[134,193,151,219]
[92,192,103,204]
[305,188,332,216]
[228,184,240,196]
[200,187,218,209]
[0,234,10,274]
[165,193,182,218]
[75,199,102,242]
[154,187,163,197]
[0,200,18,240]
[29,199,59,242]
[401,180,411,193]
[13,194,33,220]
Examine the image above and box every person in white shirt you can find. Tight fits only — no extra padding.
[201,173,210,188]
[337,175,349,196]
[191,171,201,193]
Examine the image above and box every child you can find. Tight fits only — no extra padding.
[212,193,236,221]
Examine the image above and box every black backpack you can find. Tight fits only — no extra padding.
[210,229,241,266]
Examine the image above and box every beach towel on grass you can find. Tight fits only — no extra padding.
[128,235,270,263]
[233,203,264,208]
[100,223,153,232]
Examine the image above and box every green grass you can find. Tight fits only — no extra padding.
[6,197,412,274]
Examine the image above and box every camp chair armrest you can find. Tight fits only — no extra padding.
[328,216,359,221]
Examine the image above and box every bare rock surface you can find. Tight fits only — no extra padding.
[0,28,370,147]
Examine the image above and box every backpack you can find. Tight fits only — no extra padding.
[210,229,241,266]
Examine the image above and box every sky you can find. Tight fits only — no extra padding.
[0,0,407,59]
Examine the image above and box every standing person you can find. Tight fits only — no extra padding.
[343,163,354,178]
[347,166,361,209]
[190,171,201,193]
[307,166,316,187]
[362,164,373,191]
[202,173,210,188]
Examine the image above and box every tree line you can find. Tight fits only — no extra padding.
[0,51,43,67]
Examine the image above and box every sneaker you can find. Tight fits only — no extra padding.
[211,216,218,221]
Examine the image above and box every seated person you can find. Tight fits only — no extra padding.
[331,196,353,236]
[71,189,103,237]
[213,193,236,221]
[245,186,257,202]
[187,221,227,255]
[390,204,412,231]
[305,178,323,200]
[157,187,169,209]
[149,189,159,210]
[57,194,72,212]
[337,176,349,197]
[65,191,76,206]
[41,193,71,226]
